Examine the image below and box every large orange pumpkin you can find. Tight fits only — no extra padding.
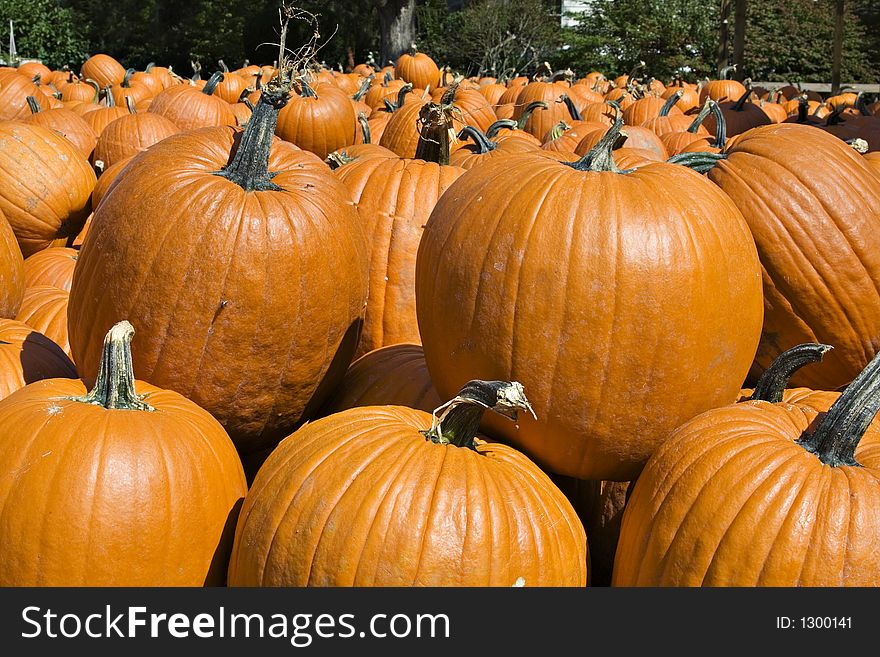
[148,72,237,131]
[0,209,24,318]
[335,99,465,356]
[613,345,880,586]
[703,123,880,390]
[416,112,763,481]
[68,78,369,454]
[93,100,180,168]
[0,321,246,585]
[23,246,77,291]
[395,48,441,90]
[0,318,76,400]
[0,121,95,257]
[275,79,357,159]
[80,54,126,88]
[227,379,587,586]
[21,96,98,160]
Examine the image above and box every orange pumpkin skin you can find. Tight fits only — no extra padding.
[379,99,426,158]
[707,124,880,390]
[275,83,357,160]
[0,209,24,318]
[320,343,441,415]
[148,81,237,132]
[513,82,572,139]
[23,246,77,291]
[227,405,587,586]
[416,151,763,481]
[0,318,76,400]
[0,122,95,257]
[16,285,72,360]
[0,347,247,585]
[335,148,464,356]
[612,399,880,586]
[93,111,180,168]
[22,104,98,160]
[80,54,126,87]
[395,51,441,90]
[92,156,133,209]
[68,126,369,453]
[0,71,53,121]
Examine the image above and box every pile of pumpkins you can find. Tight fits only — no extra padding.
[0,45,878,587]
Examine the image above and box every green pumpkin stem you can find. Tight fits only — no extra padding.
[660,90,683,116]
[516,101,547,130]
[748,344,833,403]
[219,59,229,73]
[732,86,752,112]
[352,75,372,101]
[84,79,100,103]
[72,321,154,411]
[103,86,115,107]
[799,350,880,467]
[687,99,714,133]
[709,100,727,148]
[548,121,570,142]
[357,112,371,144]
[125,96,136,114]
[202,71,224,96]
[422,380,535,449]
[25,96,41,114]
[414,97,455,165]
[568,101,624,173]
[666,151,727,172]
[214,86,288,191]
[719,64,737,80]
[559,95,582,121]
[485,118,518,138]
[458,125,496,154]
[122,68,135,88]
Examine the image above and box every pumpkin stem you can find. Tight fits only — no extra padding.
[708,100,727,148]
[103,86,116,107]
[458,125,496,154]
[25,96,41,114]
[516,101,548,130]
[485,119,517,138]
[558,95,582,121]
[352,75,372,101]
[748,344,833,403]
[422,380,535,449]
[84,79,100,103]
[659,90,683,116]
[732,86,752,112]
[414,96,456,165]
[719,64,737,80]
[219,59,229,73]
[666,151,727,173]
[798,349,880,467]
[214,86,288,192]
[795,95,809,123]
[568,102,625,173]
[326,151,355,169]
[71,321,154,412]
[547,121,570,142]
[125,96,136,114]
[122,68,135,88]
[687,99,714,133]
[202,71,224,96]
[357,112,371,144]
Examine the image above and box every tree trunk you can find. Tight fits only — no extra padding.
[717,0,731,75]
[378,0,417,66]
[831,0,845,94]
[732,0,747,81]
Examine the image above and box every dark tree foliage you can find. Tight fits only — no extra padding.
[0,0,89,67]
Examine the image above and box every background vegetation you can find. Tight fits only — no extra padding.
[0,0,876,82]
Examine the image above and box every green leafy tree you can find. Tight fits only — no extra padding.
[0,0,89,67]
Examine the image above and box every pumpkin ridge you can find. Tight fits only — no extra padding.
[789,466,834,586]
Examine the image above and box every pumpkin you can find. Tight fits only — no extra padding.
[0,209,24,318]
[80,54,126,88]
[108,68,151,107]
[23,246,77,291]
[703,88,771,137]
[227,379,587,586]
[415,110,763,481]
[0,121,95,257]
[699,65,746,103]
[866,151,880,176]
[93,98,180,168]
[17,62,52,81]
[128,64,167,96]
[512,81,572,139]
[68,73,369,454]
[60,77,100,104]
[320,343,440,415]
[450,125,540,169]
[0,318,76,400]
[148,72,237,132]
[0,70,54,120]
[622,92,682,127]
[81,88,130,136]
[335,100,465,356]
[613,344,880,586]
[395,47,441,90]
[92,156,133,209]
[702,123,880,390]
[15,285,72,360]
[0,321,246,585]
[275,79,357,159]
[21,96,98,160]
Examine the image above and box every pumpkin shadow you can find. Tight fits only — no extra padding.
[19,330,77,384]
[204,497,244,587]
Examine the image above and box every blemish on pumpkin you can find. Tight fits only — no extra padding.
[46,404,62,416]
[512,577,525,587]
